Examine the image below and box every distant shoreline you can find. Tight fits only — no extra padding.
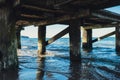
[21,36,29,38]
[21,36,115,39]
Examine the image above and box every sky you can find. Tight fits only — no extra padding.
[21,6,120,38]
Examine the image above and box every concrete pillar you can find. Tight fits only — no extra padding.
[38,26,46,55]
[69,20,81,61]
[0,4,18,70]
[82,28,92,51]
[116,26,120,54]
[16,28,21,49]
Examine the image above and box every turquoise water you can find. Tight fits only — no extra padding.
[1,37,120,80]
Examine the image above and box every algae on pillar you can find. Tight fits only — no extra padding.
[0,1,18,70]
[38,26,46,55]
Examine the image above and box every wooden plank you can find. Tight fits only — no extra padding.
[38,26,46,55]
[16,9,90,26]
[69,20,81,61]
[16,9,120,27]
[63,0,120,10]
[83,24,119,29]
[54,0,73,7]
[92,10,120,22]
[20,14,46,19]
[21,4,72,14]
[46,27,69,45]
[92,13,120,22]
[92,31,115,43]
[92,0,120,10]
[20,0,120,10]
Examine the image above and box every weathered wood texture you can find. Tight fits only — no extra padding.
[16,0,120,28]
[38,26,46,55]
[92,31,115,43]
[69,20,81,61]
[16,9,90,26]
[83,24,119,29]
[92,10,120,22]
[46,27,69,45]
[20,0,120,11]
[0,5,18,70]
[0,0,19,6]
[116,26,120,53]
[21,4,70,14]
[82,28,92,51]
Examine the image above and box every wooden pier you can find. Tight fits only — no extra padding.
[0,0,120,70]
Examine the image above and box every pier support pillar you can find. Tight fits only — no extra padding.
[116,26,120,54]
[16,27,21,49]
[69,21,81,61]
[82,28,92,51]
[38,26,46,55]
[0,4,18,70]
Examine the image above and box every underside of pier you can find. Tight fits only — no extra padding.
[0,0,120,70]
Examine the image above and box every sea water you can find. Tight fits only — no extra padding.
[0,37,120,80]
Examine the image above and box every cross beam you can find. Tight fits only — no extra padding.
[46,27,69,45]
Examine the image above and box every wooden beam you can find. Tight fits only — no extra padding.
[18,17,43,22]
[18,15,47,22]
[54,0,73,7]
[21,4,72,14]
[20,0,120,9]
[92,13,120,22]
[92,0,120,10]
[92,31,115,43]
[46,27,69,46]
[68,0,120,10]
[92,10,120,22]
[16,9,90,26]
[16,9,120,27]
[20,0,48,7]
[19,7,45,16]
[83,18,113,25]
[83,24,119,29]
[20,14,46,19]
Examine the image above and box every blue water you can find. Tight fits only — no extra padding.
[1,37,120,80]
